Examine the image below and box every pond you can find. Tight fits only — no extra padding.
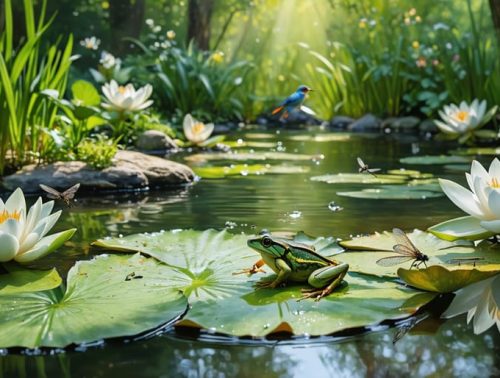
[1,128,498,377]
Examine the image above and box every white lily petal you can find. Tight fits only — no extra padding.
[438,178,485,218]
[488,158,500,179]
[23,197,42,239]
[5,188,26,215]
[435,120,457,134]
[40,210,62,238]
[488,190,500,218]
[471,160,490,183]
[40,201,55,219]
[472,289,496,334]
[473,177,494,218]
[480,220,500,233]
[0,232,19,262]
[18,232,41,254]
[0,218,21,240]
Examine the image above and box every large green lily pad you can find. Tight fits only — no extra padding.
[0,266,62,295]
[337,184,443,200]
[399,155,471,165]
[0,254,187,348]
[339,229,500,292]
[449,147,500,156]
[94,229,435,337]
[193,164,309,179]
[428,216,496,241]
[185,151,321,163]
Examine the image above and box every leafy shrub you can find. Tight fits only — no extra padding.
[77,137,118,170]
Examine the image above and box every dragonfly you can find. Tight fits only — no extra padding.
[39,183,80,207]
[357,157,381,177]
[376,228,429,269]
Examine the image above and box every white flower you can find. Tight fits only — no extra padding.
[0,188,75,263]
[80,36,100,50]
[166,30,176,40]
[435,99,487,134]
[99,51,121,70]
[443,274,500,334]
[183,114,214,145]
[439,158,500,233]
[101,80,153,112]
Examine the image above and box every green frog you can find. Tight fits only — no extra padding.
[237,234,349,301]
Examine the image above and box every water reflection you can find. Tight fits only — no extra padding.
[1,316,498,377]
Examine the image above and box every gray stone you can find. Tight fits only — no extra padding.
[3,150,195,193]
[419,119,439,133]
[136,130,177,151]
[384,116,420,130]
[330,115,355,129]
[347,114,381,132]
[279,109,322,126]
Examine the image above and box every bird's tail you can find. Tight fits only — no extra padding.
[271,106,284,115]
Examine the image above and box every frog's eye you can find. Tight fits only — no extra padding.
[261,236,272,247]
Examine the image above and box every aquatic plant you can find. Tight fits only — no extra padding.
[439,158,500,234]
[444,274,500,334]
[0,0,74,174]
[101,80,153,113]
[77,136,118,170]
[182,114,224,147]
[0,188,75,263]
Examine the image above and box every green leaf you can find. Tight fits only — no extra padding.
[185,151,320,163]
[311,173,406,185]
[287,134,352,142]
[224,140,279,149]
[197,135,225,147]
[0,254,187,348]
[428,216,496,241]
[400,155,471,165]
[193,164,310,179]
[337,184,443,200]
[94,230,435,336]
[15,229,76,263]
[449,147,500,156]
[71,80,100,107]
[0,267,62,295]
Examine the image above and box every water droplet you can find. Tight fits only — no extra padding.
[289,211,302,219]
[237,138,244,145]
[328,201,344,212]
[263,323,270,329]
[224,221,237,229]
[240,170,249,176]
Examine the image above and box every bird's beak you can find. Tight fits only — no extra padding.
[308,88,314,92]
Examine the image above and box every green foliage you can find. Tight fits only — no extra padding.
[77,137,118,170]
[0,0,74,174]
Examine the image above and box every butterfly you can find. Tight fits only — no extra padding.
[39,183,81,207]
[376,228,429,269]
[357,157,381,177]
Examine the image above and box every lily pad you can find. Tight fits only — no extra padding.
[0,266,62,295]
[444,164,470,172]
[428,216,496,241]
[287,134,351,142]
[94,229,435,337]
[193,164,309,179]
[399,155,471,165]
[386,169,433,179]
[311,173,406,185]
[337,184,443,200]
[449,147,500,156]
[339,229,500,292]
[0,254,187,348]
[224,140,276,148]
[185,151,320,163]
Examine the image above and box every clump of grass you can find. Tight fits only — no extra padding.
[77,137,118,170]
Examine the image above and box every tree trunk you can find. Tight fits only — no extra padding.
[187,0,215,50]
[109,0,145,55]
[490,0,500,42]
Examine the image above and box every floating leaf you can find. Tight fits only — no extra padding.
[0,266,62,295]
[340,230,500,292]
[193,164,309,179]
[94,230,435,337]
[224,140,276,148]
[444,164,470,172]
[399,155,471,165]
[185,151,320,163]
[287,134,351,142]
[449,147,500,156]
[0,254,187,348]
[311,173,406,185]
[428,216,496,241]
[337,184,443,200]
[387,169,433,179]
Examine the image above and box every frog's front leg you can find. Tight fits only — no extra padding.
[233,259,266,276]
[255,259,291,289]
[301,263,349,301]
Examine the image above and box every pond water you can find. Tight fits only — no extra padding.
[1,128,499,377]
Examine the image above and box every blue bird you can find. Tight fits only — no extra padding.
[272,85,314,119]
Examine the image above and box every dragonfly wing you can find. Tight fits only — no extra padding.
[393,244,418,257]
[376,255,414,267]
[357,157,365,168]
[62,183,81,199]
[392,228,420,252]
[368,168,381,173]
[39,184,61,199]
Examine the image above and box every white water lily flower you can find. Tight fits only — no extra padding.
[435,99,487,134]
[443,274,500,334]
[183,114,214,145]
[102,80,153,112]
[0,188,75,263]
[439,158,500,233]
[80,36,100,50]
[99,51,121,70]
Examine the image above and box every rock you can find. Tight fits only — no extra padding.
[136,130,177,151]
[347,114,381,132]
[383,116,420,131]
[3,150,195,193]
[279,109,322,126]
[419,119,439,134]
[330,116,355,129]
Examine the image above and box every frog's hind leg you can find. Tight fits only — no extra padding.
[300,265,348,301]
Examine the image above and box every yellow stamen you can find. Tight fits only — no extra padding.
[0,209,21,224]
[118,86,127,94]
[454,111,469,122]
[491,178,500,189]
[192,122,205,135]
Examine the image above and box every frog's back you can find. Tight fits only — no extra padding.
[285,247,331,281]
